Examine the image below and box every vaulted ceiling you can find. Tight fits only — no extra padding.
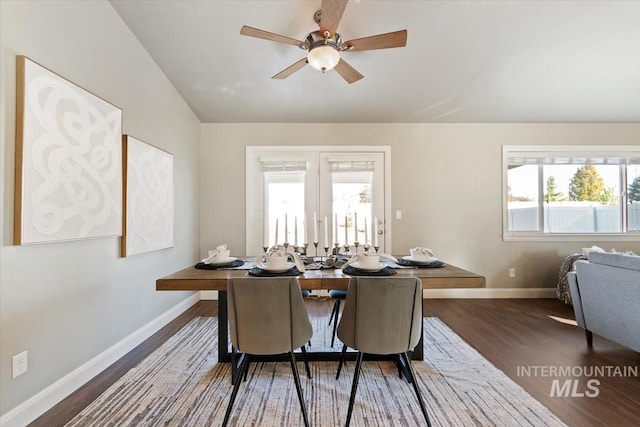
[110,0,640,123]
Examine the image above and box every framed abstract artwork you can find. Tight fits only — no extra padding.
[121,135,174,257]
[14,56,123,245]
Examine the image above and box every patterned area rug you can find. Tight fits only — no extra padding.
[66,317,566,426]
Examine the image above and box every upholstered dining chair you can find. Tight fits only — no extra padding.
[222,277,313,427]
[336,277,432,427]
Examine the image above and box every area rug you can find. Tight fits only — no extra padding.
[66,317,566,426]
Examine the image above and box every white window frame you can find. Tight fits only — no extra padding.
[246,146,391,255]
[502,145,640,242]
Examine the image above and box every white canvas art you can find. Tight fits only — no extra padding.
[14,56,123,244]
[122,135,174,257]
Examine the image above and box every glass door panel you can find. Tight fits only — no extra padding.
[319,152,385,253]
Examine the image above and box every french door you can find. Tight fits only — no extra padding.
[246,146,389,256]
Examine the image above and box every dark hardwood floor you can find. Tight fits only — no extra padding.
[31,298,639,427]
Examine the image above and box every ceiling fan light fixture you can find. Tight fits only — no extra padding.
[307,45,340,72]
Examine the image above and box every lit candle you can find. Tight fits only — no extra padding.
[294,216,298,246]
[374,216,379,247]
[284,214,288,244]
[275,218,279,246]
[364,217,368,245]
[313,212,318,243]
[324,216,329,247]
[344,215,348,246]
[354,213,358,243]
[334,213,338,244]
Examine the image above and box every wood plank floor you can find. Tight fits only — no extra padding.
[31,298,639,427]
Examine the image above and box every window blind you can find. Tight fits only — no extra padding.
[329,160,375,173]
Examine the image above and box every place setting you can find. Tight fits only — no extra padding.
[250,246,306,276]
[341,251,397,276]
[397,247,446,268]
[195,244,244,269]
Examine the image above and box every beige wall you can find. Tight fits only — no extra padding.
[201,123,640,291]
[0,1,200,421]
[1,1,638,422]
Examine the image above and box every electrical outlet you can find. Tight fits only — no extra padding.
[13,351,28,378]
[509,268,516,278]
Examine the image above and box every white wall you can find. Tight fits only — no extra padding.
[201,123,640,292]
[0,0,200,422]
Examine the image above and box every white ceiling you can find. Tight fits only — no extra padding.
[110,0,640,124]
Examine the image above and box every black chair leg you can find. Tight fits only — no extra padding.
[222,353,250,427]
[400,351,432,427]
[328,299,338,325]
[300,346,312,379]
[331,300,341,347]
[289,351,310,427]
[345,351,364,427]
[336,344,348,379]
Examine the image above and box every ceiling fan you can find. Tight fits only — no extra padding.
[240,0,407,84]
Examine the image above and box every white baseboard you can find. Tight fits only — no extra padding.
[423,288,558,298]
[0,294,200,427]
[200,290,219,300]
[201,288,558,300]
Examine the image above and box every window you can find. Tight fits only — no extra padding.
[246,147,390,255]
[503,146,640,240]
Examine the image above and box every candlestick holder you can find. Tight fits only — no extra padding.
[343,244,350,256]
[333,243,340,256]
[324,247,329,258]
[302,243,308,256]
[374,246,379,253]
[293,245,299,254]
[363,244,371,253]
[262,246,268,254]
[283,242,290,253]
[313,242,319,257]
[354,241,360,254]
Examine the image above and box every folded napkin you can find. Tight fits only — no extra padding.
[202,244,229,264]
[411,247,435,257]
[341,250,398,270]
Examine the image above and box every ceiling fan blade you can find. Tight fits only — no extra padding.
[334,58,363,84]
[272,58,308,79]
[343,29,407,51]
[240,25,303,46]
[319,0,348,37]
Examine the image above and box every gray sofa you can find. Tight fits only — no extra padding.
[567,251,640,352]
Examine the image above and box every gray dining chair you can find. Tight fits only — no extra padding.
[336,276,432,427]
[222,277,314,427]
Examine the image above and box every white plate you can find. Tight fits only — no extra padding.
[257,262,295,273]
[351,261,386,272]
[202,256,237,266]
[402,255,438,265]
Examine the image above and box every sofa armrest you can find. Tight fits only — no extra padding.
[589,251,640,271]
[567,272,586,329]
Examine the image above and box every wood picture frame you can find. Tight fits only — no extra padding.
[14,56,123,245]
[121,135,174,257]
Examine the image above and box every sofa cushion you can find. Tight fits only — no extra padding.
[588,251,640,271]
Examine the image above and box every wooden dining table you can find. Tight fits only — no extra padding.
[157,259,485,368]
